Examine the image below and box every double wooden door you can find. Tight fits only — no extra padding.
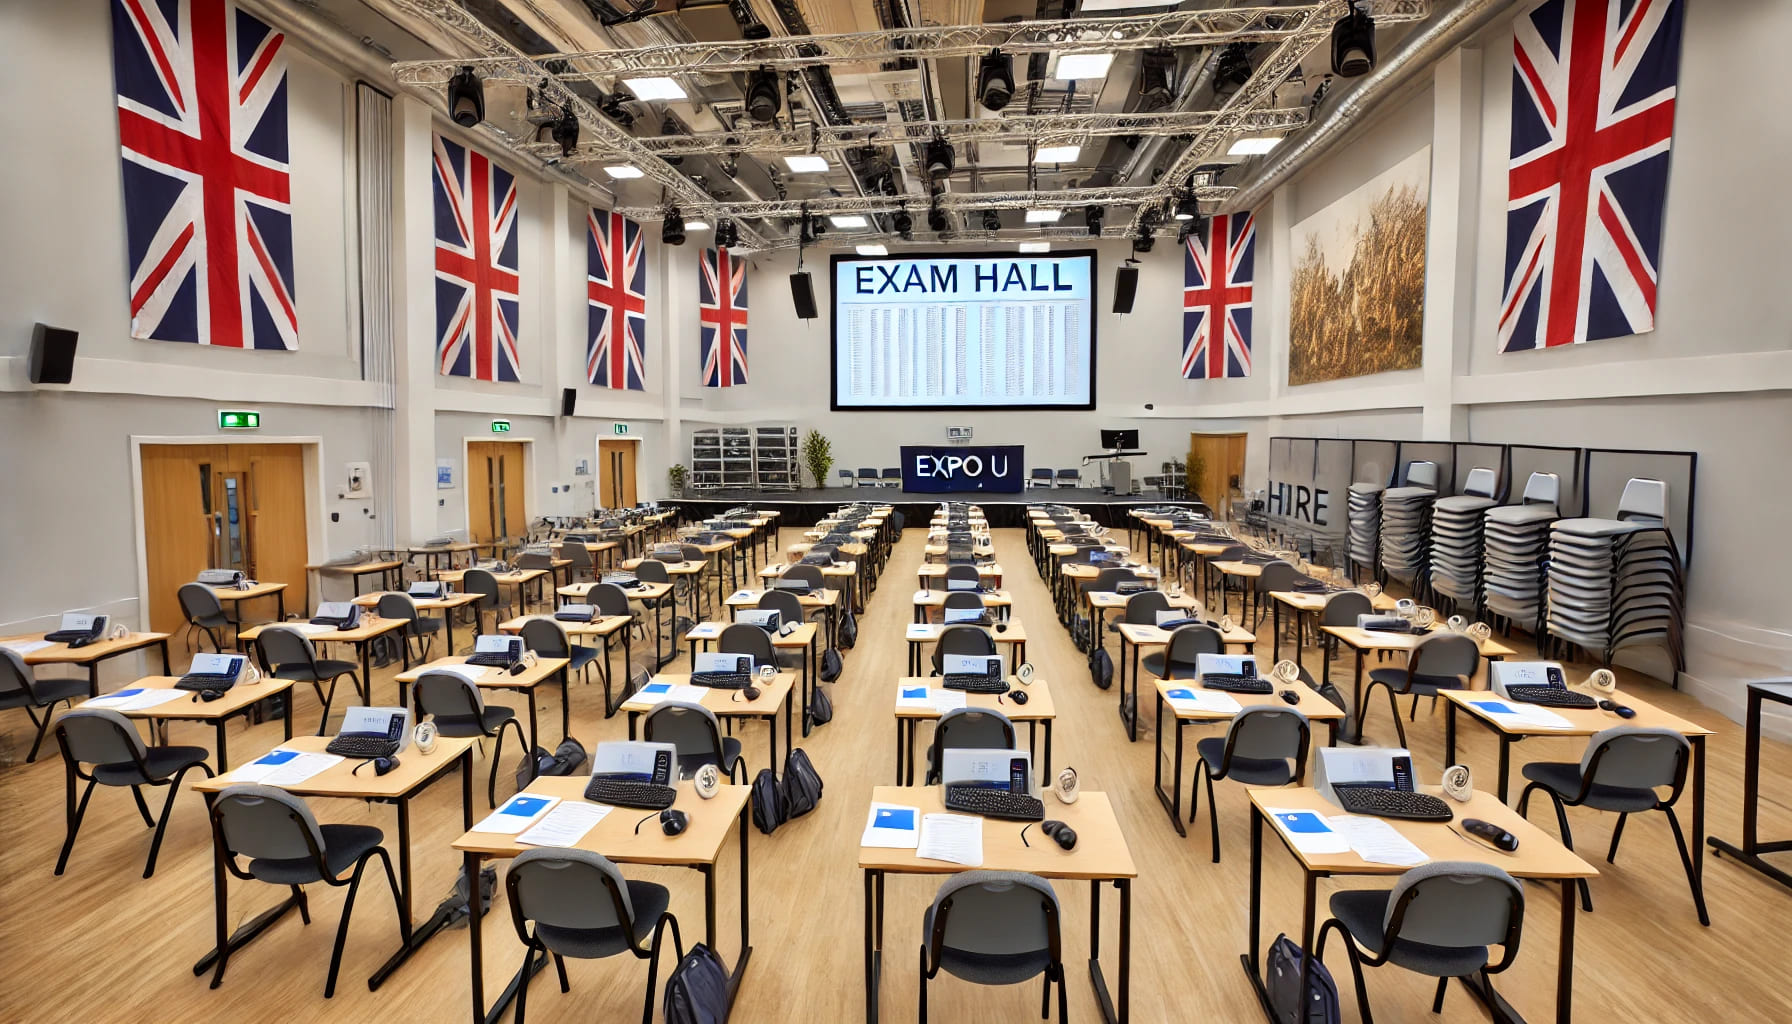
[467,441,527,542]
[599,440,637,509]
[1188,433,1248,517]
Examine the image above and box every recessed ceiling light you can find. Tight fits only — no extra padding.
[1227,136,1283,156]
[829,214,869,229]
[604,165,645,179]
[1025,209,1063,223]
[1034,144,1080,164]
[1054,53,1115,80]
[622,77,686,102]
[784,155,829,173]
[1019,242,1051,253]
[684,218,710,231]
[856,244,889,256]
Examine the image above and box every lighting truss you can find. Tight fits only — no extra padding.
[615,183,1236,223]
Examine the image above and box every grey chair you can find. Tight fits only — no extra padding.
[462,567,510,635]
[931,624,997,675]
[505,848,684,1024]
[1029,469,1055,489]
[178,582,238,652]
[1081,567,1139,597]
[636,559,672,584]
[1055,469,1079,487]
[256,625,358,734]
[1518,726,1706,924]
[1318,591,1374,684]
[941,591,987,615]
[52,708,214,877]
[1141,624,1224,680]
[944,564,982,588]
[881,468,901,488]
[415,671,528,807]
[1192,706,1311,862]
[376,592,442,663]
[839,469,857,487]
[562,541,597,583]
[718,623,775,669]
[520,617,598,684]
[1122,591,1171,626]
[206,784,402,997]
[756,591,808,670]
[1358,632,1479,746]
[643,701,744,782]
[925,707,1017,784]
[920,871,1065,1023]
[779,565,832,629]
[1252,560,1300,628]
[0,648,87,762]
[857,467,879,488]
[516,549,556,571]
[1317,861,1525,1024]
[589,582,639,633]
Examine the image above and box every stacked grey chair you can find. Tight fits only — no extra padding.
[1481,472,1560,629]
[1545,478,1685,673]
[1378,462,1439,589]
[1347,481,1384,578]
[1427,468,1499,610]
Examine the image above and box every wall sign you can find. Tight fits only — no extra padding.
[612,422,631,436]
[218,409,260,430]
[491,419,512,433]
[900,445,1025,493]
[1265,437,1352,544]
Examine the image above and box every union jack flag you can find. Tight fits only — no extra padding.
[1182,211,1255,378]
[587,210,647,390]
[1499,0,1683,352]
[699,247,749,387]
[433,134,521,381]
[110,0,295,350]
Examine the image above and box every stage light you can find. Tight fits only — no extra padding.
[745,67,782,124]
[1213,43,1253,98]
[1227,136,1282,156]
[1132,231,1155,254]
[447,66,484,127]
[623,77,686,101]
[600,92,634,128]
[1174,194,1200,221]
[1054,53,1114,81]
[783,154,828,173]
[1084,205,1105,236]
[1138,47,1175,109]
[925,138,955,180]
[982,210,1001,232]
[715,219,739,248]
[977,49,1016,111]
[662,208,686,246]
[551,108,579,158]
[927,205,949,233]
[892,208,913,241]
[1332,1,1376,77]
[856,244,888,256]
[1034,144,1080,164]
[1025,209,1062,224]
[604,165,644,179]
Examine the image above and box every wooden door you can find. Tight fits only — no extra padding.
[141,444,223,634]
[1188,433,1248,517]
[598,440,637,508]
[241,445,308,617]
[467,441,527,542]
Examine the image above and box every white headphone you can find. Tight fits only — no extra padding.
[1442,764,1473,802]
[1585,668,1618,696]
[107,622,131,641]
[1271,660,1301,684]
[694,762,721,799]
[1051,766,1081,805]
[414,720,438,754]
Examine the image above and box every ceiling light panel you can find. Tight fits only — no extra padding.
[1227,136,1282,156]
[1053,53,1114,81]
[783,155,830,173]
[856,244,889,256]
[604,165,645,179]
[1025,209,1063,223]
[622,77,687,101]
[829,215,870,229]
[1034,145,1080,164]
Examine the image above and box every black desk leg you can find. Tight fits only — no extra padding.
[726,804,753,1011]
[1497,736,1512,804]
[215,721,229,773]
[1152,693,1188,837]
[1444,700,1457,768]
[1691,734,1710,926]
[359,643,372,705]
[1087,877,1132,1024]
[863,868,881,1024]
[160,639,172,676]
[1557,878,1576,1023]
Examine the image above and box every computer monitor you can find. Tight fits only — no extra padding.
[1100,428,1139,450]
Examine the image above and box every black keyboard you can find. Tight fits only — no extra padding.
[944,785,1045,822]
[1504,685,1598,709]
[945,614,994,627]
[1201,673,1273,694]
[556,609,596,622]
[176,673,239,693]
[583,778,677,810]
[692,671,752,690]
[770,579,811,592]
[1335,787,1454,822]
[1362,620,1419,633]
[942,674,1008,694]
[326,734,400,759]
[46,630,95,644]
[466,651,517,668]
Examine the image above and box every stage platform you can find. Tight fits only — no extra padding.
[666,488,1208,529]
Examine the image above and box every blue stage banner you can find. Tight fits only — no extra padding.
[900,445,1026,493]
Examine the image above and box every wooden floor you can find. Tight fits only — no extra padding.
[4,527,1791,1023]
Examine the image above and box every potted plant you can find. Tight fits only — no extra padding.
[667,463,688,496]
[801,429,834,489]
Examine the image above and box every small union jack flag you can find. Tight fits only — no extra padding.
[1499,0,1683,352]
[1182,211,1255,379]
[587,210,647,390]
[110,0,296,350]
[699,247,749,387]
[433,134,521,381]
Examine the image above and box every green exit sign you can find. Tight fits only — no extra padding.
[491,419,512,433]
[612,422,630,436]
[218,409,260,430]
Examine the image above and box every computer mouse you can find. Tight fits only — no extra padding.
[1006,689,1029,705]
[1041,820,1077,851]
[1278,690,1300,705]
[994,622,1008,633]
[659,809,689,836]
[508,660,529,676]
[739,685,762,702]
[1599,699,1637,719]
[200,689,226,702]
[1462,817,1519,853]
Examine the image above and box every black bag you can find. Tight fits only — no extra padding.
[751,768,785,835]
[438,864,497,930]
[1314,680,1356,741]
[514,736,589,789]
[781,748,823,820]
[807,684,834,726]
[819,648,843,683]
[837,609,858,649]
[1089,646,1114,690]
[1266,934,1340,1024]
[662,942,731,1024]
[1069,614,1091,653]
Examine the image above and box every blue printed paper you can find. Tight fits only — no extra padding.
[112,688,145,698]
[641,683,672,695]
[254,750,301,766]
[1166,688,1197,700]
[1472,701,1515,715]
[900,686,929,700]
[501,795,552,818]
[1277,811,1331,834]
[874,807,917,831]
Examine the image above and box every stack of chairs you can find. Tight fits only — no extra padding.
[1378,462,1439,592]
[1481,472,1560,631]
[1347,482,1383,580]
[1427,467,1499,612]
[1545,478,1686,679]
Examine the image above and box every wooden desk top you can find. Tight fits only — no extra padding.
[408,542,478,554]
[1084,589,1188,611]
[194,733,480,800]
[917,563,1003,577]
[1179,541,1238,557]
[554,539,622,553]
[1116,620,1256,648]
[434,567,549,586]
[913,590,1013,607]
[1046,542,1128,558]
[91,676,298,720]
[726,588,840,609]
[621,672,794,717]
[1153,677,1344,722]
[238,616,407,644]
[453,778,748,865]
[894,677,1054,721]
[1321,625,1518,659]
[858,788,1137,880]
[392,654,570,690]
[351,590,483,612]
[620,558,705,576]
[1062,562,1154,582]
[306,558,404,574]
[1269,589,1400,613]
[499,613,632,638]
[1251,788,1598,880]
[210,581,289,601]
[906,620,1029,644]
[1209,560,1263,578]
[1440,688,1713,738]
[762,561,858,579]
[684,621,818,649]
[557,581,675,602]
[787,542,871,558]
[3,631,170,665]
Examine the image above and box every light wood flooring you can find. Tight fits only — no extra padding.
[3,527,1791,1023]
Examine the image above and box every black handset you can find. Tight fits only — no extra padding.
[1545,665,1566,688]
[1390,755,1416,792]
[989,659,1004,683]
[385,715,406,743]
[651,749,674,786]
[737,656,752,674]
[1009,757,1029,794]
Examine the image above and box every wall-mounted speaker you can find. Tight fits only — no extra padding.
[790,272,818,320]
[1112,266,1139,315]
[29,323,77,384]
[561,387,577,417]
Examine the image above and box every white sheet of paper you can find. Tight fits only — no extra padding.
[687,622,723,638]
[1465,699,1574,730]
[1263,807,1353,856]
[896,685,935,709]
[518,802,612,847]
[1163,688,1242,714]
[905,624,936,640]
[917,813,983,866]
[1,640,53,655]
[287,622,335,636]
[861,802,923,849]
[473,794,561,835]
[231,750,343,786]
[630,683,706,708]
[929,689,968,713]
[433,664,489,684]
[1329,815,1430,866]
[119,689,191,711]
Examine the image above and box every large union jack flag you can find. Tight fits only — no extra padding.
[110,0,295,350]
[699,247,749,387]
[433,134,521,381]
[1499,0,1683,352]
[587,210,647,390]
[1182,211,1255,379]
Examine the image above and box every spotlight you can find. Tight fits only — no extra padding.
[799,210,824,245]
[715,219,739,248]
[893,208,913,241]
[600,92,634,128]
[927,205,949,233]
[745,68,782,124]
[551,108,579,158]
[1332,1,1376,77]
[447,66,484,127]
[925,138,955,180]
[1132,230,1155,254]
[1173,194,1200,221]
[1213,43,1253,98]
[1138,47,1175,109]
[977,49,1016,112]
[981,210,1001,232]
[662,208,686,246]
[661,114,684,166]
[1084,205,1105,236]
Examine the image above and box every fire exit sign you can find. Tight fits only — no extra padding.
[612,422,631,436]
[218,409,260,430]
[491,419,512,433]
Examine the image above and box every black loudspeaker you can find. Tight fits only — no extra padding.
[29,324,77,384]
[1112,266,1139,315]
[790,272,818,320]
[561,387,577,417]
